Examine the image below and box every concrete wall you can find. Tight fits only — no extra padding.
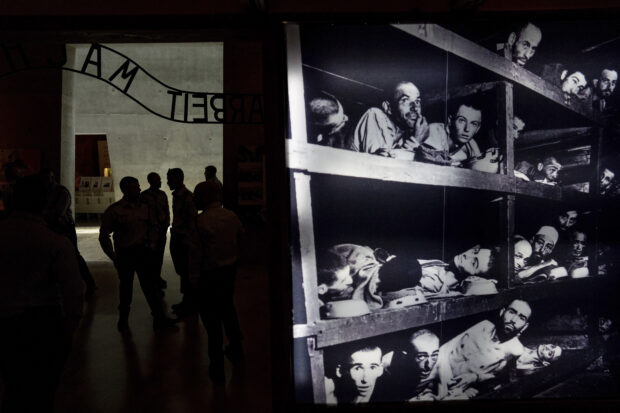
[65,42,223,199]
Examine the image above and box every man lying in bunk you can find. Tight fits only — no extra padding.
[514,160,536,181]
[515,226,568,283]
[323,243,498,315]
[307,92,351,148]
[542,64,588,105]
[513,236,533,276]
[498,22,542,68]
[418,244,499,297]
[327,244,423,312]
[375,329,440,402]
[532,156,562,185]
[325,343,385,404]
[514,156,562,185]
[316,249,354,314]
[513,116,526,140]
[435,299,532,399]
[351,81,429,158]
[516,344,562,374]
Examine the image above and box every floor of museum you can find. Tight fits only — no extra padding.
[53,220,271,413]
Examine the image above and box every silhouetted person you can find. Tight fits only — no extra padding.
[190,189,244,382]
[99,176,176,331]
[39,168,97,297]
[0,154,26,217]
[167,168,197,316]
[140,172,170,291]
[193,165,223,212]
[0,175,84,413]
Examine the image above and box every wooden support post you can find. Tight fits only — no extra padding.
[285,23,308,143]
[307,337,326,404]
[497,81,514,176]
[293,172,321,324]
[591,128,604,277]
[500,194,515,289]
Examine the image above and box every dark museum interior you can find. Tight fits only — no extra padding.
[2,1,620,413]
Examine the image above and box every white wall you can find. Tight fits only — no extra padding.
[66,42,223,199]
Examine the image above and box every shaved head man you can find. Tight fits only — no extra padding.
[531,225,559,262]
[326,344,384,404]
[503,23,542,67]
[376,329,440,402]
[308,93,350,147]
[352,81,429,157]
[534,156,562,186]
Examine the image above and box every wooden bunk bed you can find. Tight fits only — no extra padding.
[285,23,610,404]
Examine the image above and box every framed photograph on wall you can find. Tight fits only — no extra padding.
[284,19,620,407]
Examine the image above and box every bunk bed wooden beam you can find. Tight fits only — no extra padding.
[518,127,594,147]
[293,277,610,348]
[287,140,513,192]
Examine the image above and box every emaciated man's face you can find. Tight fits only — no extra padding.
[511,24,542,66]
[537,344,562,363]
[500,300,531,338]
[411,334,439,380]
[541,159,561,182]
[601,169,615,189]
[454,245,492,276]
[450,104,482,145]
[532,233,555,259]
[571,232,586,257]
[513,116,525,140]
[514,239,532,272]
[597,69,618,97]
[392,82,421,129]
[343,348,384,400]
[558,210,577,231]
[562,72,587,98]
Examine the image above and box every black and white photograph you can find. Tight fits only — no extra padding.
[287,20,620,404]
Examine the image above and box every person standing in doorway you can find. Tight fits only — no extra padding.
[193,165,223,212]
[140,172,170,292]
[190,188,245,382]
[167,168,197,316]
[39,168,97,297]
[99,176,176,331]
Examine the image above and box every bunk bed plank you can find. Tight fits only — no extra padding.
[292,277,610,348]
[516,180,563,200]
[287,140,513,193]
[518,127,594,148]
